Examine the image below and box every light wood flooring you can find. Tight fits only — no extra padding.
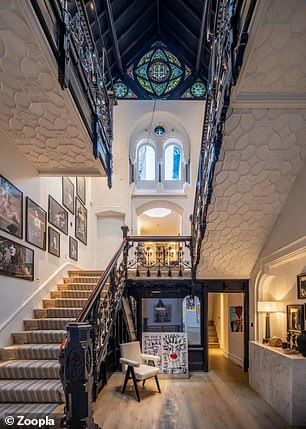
[92,349,304,429]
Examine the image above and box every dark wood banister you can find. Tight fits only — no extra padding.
[128,236,191,242]
[76,238,127,323]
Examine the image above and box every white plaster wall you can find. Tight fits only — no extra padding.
[90,100,205,241]
[0,137,95,343]
[250,159,306,342]
[211,293,223,348]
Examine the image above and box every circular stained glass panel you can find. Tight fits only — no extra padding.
[191,82,206,98]
[148,61,170,82]
[154,126,165,136]
[114,82,128,98]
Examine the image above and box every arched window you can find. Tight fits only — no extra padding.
[164,144,182,180]
[138,145,156,181]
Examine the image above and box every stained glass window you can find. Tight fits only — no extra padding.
[182,80,206,99]
[114,81,137,99]
[154,126,165,136]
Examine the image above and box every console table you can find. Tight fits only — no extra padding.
[249,341,306,426]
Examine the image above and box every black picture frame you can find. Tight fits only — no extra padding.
[297,273,306,299]
[0,235,34,281]
[69,236,78,261]
[75,197,87,245]
[0,175,23,239]
[76,177,86,205]
[25,197,46,251]
[48,227,60,257]
[62,177,74,214]
[287,304,304,332]
[48,195,68,235]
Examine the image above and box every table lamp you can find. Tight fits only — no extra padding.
[257,301,284,342]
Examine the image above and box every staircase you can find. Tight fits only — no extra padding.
[0,271,102,418]
[208,320,220,348]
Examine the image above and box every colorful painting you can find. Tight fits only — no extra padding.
[0,175,23,239]
[229,306,243,332]
[0,235,34,281]
[142,332,188,374]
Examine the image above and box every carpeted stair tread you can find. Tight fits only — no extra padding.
[0,360,60,379]
[34,308,82,319]
[0,402,60,418]
[57,283,98,291]
[51,290,95,299]
[43,298,91,308]
[12,331,66,345]
[24,318,74,330]
[0,379,64,403]
[0,344,60,360]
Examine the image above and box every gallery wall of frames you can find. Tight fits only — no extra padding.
[0,175,87,281]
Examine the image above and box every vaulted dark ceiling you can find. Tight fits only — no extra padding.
[84,0,214,86]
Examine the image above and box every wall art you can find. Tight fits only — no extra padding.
[69,236,78,261]
[229,306,243,332]
[26,197,46,250]
[297,273,306,299]
[48,195,68,235]
[76,177,86,205]
[75,197,87,245]
[0,235,34,281]
[48,227,60,257]
[62,177,74,214]
[287,304,304,332]
[0,175,23,239]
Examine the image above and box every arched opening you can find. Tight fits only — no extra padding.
[164,144,182,180]
[137,144,156,181]
[136,201,183,236]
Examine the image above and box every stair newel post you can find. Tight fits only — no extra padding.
[64,322,99,429]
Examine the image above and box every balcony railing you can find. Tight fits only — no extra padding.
[31,0,115,187]
[191,0,257,271]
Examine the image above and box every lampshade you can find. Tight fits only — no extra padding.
[257,301,284,313]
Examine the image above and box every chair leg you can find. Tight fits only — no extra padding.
[155,375,161,393]
[142,380,146,388]
[131,367,140,402]
[122,366,131,394]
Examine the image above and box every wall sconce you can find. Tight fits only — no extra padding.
[257,301,285,342]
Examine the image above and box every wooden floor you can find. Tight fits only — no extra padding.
[93,349,303,429]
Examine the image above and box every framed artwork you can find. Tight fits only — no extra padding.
[48,195,68,235]
[154,302,171,323]
[0,235,34,281]
[62,177,74,214]
[287,304,304,332]
[229,306,243,332]
[48,227,60,257]
[76,177,86,205]
[0,175,23,239]
[75,197,87,245]
[69,236,78,261]
[297,273,306,299]
[25,197,46,250]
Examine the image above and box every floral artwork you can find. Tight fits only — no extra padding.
[229,306,243,332]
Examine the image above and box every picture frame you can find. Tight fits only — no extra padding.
[76,177,86,205]
[297,273,306,299]
[229,306,243,333]
[0,175,23,239]
[25,197,46,250]
[287,304,304,332]
[48,195,68,235]
[69,236,78,261]
[48,227,60,257]
[75,197,87,245]
[62,177,74,214]
[0,235,34,281]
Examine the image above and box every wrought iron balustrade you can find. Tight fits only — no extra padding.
[127,236,192,278]
[30,0,115,187]
[191,0,257,271]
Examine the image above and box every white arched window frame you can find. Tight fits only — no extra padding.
[162,139,186,187]
[136,141,157,182]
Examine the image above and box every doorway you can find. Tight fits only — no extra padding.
[207,292,245,371]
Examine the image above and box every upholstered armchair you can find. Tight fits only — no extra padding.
[120,341,161,402]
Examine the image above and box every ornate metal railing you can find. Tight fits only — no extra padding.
[31,0,115,187]
[127,236,192,278]
[191,0,257,271]
[59,237,128,428]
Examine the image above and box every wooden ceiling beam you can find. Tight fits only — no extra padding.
[195,0,209,73]
[160,3,198,43]
[114,0,139,26]
[118,2,155,43]
[104,0,123,73]
[161,23,195,61]
[175,0,201,24]
[121,23,155,61]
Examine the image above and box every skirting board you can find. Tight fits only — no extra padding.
[0,262,80,346]
[223,349,243,367]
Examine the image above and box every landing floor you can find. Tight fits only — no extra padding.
[93,349,302,429]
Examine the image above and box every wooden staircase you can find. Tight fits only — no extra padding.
[0,271,103,418]
[208,320,220,348]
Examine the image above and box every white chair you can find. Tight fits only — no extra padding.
[120,341,161,402]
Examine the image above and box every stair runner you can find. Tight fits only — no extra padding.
[208,320,220,348]
[0,271,103,418]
